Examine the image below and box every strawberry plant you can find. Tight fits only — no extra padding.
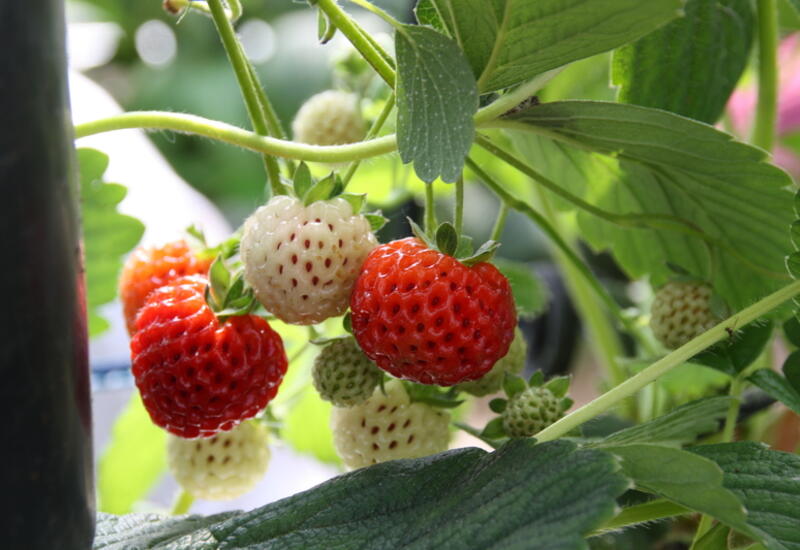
[70,0,800,548]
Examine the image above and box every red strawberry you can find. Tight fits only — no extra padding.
[350,237,517,386]
[119,240,212,334]
[131,276,287,438]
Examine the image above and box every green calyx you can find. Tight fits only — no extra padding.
[204,255,258,322]
[408,218,500,266]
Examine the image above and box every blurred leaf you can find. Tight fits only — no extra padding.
[606,445,748,533]
[395,24,478,183]
[693,523,731,550]
[692,442,800,550]
[435,222,458,257]
[98,392,167,514]
[79,148,145,337]
[594,396,730,447]
[414,0,447,32]
[507,101,794,312]
[94,440,627,550]
[784,350,800,391]
[783,317,800,348]
[692,321,774,377]
[748,369,800,416]
[493,259,549,319]
[613,0,754,124]
[281,384,340,465]
[432,0,683,92]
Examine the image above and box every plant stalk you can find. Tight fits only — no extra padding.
[490,202,509,241]
[454,176,464,235]
[170,490,194,515]
[342,94,396,186]
[424,181,436,234]
[752,0,778,152]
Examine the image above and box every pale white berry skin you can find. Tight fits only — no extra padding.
[313,337,382,407]
[331,380,450,470]
[502,386,564,438]
[456,327,527,397]
[650,281,717,350]
[167,421,270,501]
[292,90,366,146]
[241,195,378,325]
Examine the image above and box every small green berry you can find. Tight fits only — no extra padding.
[292,90,366,147]
[312,337,382,407]
[650,281,718,350]
[502,386,566,438]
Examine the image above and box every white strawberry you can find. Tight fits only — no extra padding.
[292,90,366,147]
[241,195,378,325]
[650,281,718,349]
[331,380,450,470]
[167,421,269,501]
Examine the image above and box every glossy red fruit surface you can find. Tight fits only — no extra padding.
[119,240,212,334]
[131,276,287,438]
[350,238,517,386]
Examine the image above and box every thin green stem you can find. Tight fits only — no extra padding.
[721,376,746,443]
[245,61,295,176]
[465,156,643,351]
[752,0,778,152]
[474,70,561,123]
[535,279,800,442]
[207,0,283,195]
[593,499,690,534]
[490,202,509,241]
[454,176,464,235]
[424,181,436,234]
[317,0,396,87]
[347,0,401,28]
[74,112,397,162]
[165,0,240,21]
[170,490,195,515]
[342,94,396,186]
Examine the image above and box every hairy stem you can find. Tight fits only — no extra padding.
[490,202,509,241]
[474,70,561,123]
[454,176,464,235]
[424,181,436,234]
[535,280,800,442]
[752,0,778,152]
[207,0,282,195]
[593,499,690,534]
[343,94,396,186]
[317,0,396,87]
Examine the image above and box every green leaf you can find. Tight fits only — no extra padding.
[595,396,731,447]
[98,393,167,514]
[408,218,437,249]
[94,440,627,550]
[489,398,507,413]
[395,24,478,183]
[406,383,464,409]
[503,372,526,398]
[339,192,366,214]
[544,376,570,398]
[693,523,731,550]
[606,444,748,532]
[431,0,684,92]
[435,222,458,257]
[281,384,340,465]
[784,351,800,391]
[692,321,774,377]
[414,0,447,33]
[79,148,145,337]
[292,162,313,199]
[207,256,230,307]
[784,317,800,348]
[303,172,343,205]
[493,259,549,319]
[459,239,500,266]
[481,416,507,439]
[748,369,800,416]
[506,101,795,312]
[528,370,545,387]
[364,212,389,232]
[612,0,754,124]
[692,442,800,550]
[454,234,474,257]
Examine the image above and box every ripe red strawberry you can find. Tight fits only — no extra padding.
[119,240,212,334]
[350,237,517,386]
[131,276,287,438]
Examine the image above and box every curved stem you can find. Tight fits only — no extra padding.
[454,176,464,235]
[170,490,194,515]
[474,70,561,123]
[207,0,282,195]
[343,94,396,186]
[347,0,401,28]
[317,0,396,88]
[245,61,295,176]
[74,111,398,162]
[535,279,800,442]
[490,202,509,241]
[752,0,778,152]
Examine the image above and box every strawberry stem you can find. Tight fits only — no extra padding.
[424,181,436,235]
[752,0,778,152]
[454,175,464,236]
[170,490,194,515]
[342,94,396,187]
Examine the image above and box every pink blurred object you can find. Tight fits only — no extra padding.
[727,33,800,176]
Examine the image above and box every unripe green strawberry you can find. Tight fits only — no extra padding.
[167,421,270,501]
[313,337,382,407]
[240,195,377,325]
[650,281,718,350]
[502,386,566,438]
[331,380,450,469]
[292,90,366,146]
[456,327,527,397]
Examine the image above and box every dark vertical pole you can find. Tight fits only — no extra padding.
[0,1,95,548]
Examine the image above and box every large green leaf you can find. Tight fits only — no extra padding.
[748,369,800,416]
[430,0,684,92]
[692,442,800,550]
[505,101,795,311]
[79,148,144,336]
[691,320,774,377]
[594,396,730,447]
[94,439,627,550]
[612,0,754,124]
[98,393,167,514]
[493,258,549,319]
[395,24,478,183]
[606,444,748,532]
